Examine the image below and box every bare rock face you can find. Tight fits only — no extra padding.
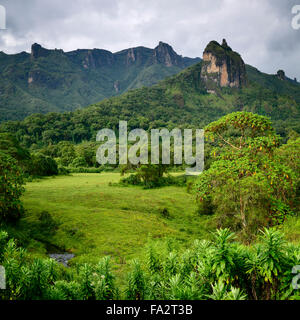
[153,41,183,67]
[114,80,120,92]
[201,39,246,90]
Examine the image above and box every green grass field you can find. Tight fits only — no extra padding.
[3,172,299,294]
[13,173,215,268]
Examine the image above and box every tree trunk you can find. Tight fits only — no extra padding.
[240,195,247,229]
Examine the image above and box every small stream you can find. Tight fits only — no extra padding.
[49,253,75,267]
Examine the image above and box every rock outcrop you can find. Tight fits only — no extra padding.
[276,70,286,81]
[153,41,184,67]
[31,43,51,59]
[201,39,246,90]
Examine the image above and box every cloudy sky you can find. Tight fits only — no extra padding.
[0,0,299,79]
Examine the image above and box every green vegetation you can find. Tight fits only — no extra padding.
[0,227,299,300]
[10,173,210,263]
[0,37,300,300]
[0,44,200,122]
[195,112,299,240]
[0,152,25,223]
[1,58,299,154]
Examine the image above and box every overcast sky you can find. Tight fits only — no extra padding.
[0,0,299,79]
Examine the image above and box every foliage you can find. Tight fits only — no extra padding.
[0,152,25,223]
[0,45,199,122]
[1,228,298,300]
[1,60,299,150]
[194,112,299,237]
[28,153,58,176]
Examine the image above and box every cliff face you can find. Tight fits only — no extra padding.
[153,41,184,67]
[201,39,246,90]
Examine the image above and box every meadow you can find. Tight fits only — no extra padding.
[2,172,299,300]
[13,173,214,266]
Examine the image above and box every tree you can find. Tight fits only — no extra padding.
[195,112,297,237]
[0,133,31,171]
[56,141,76,166]
[75,142,98,167]
[0,151,25,222]
[29,154,58,176]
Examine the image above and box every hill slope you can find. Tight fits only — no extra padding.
[1,40,300,146]
[0,42,200,122]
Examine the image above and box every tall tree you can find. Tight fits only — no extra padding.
[195,112,297,238]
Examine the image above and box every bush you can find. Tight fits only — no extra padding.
[71,156,88,168]
[120,173,189,189]
[120,174,143,186]
[68,167,102,173]
[28,153,58,176]
[0,152,25,222]
[58,166,70,175]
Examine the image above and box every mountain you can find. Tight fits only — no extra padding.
[0,42,200,122]
[201,39,247,90]
[1,39,300,147]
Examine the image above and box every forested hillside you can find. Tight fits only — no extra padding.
[0,42,200,122]
[1,56,299,149]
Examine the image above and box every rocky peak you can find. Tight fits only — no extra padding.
[276,70,286,81]
[201,39,246,89]
[31,43,50,59]
[153,41,182,67]
[221,39,231,50]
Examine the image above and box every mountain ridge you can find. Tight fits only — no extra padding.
[0,41,201,122]
[1,40,300,148]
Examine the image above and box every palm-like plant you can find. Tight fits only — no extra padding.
[210,228,237,284]
[258,228,286,299]
[126,259,147,300]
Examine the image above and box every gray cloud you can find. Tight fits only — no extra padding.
[0,0,299,79]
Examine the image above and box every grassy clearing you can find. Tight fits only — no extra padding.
[4,172,299,291]
[12,173,214,266]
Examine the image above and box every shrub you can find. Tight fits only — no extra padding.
[68,167,102,173]
[28,153,58,176]
[120,174,143,186]
[71,156,88,168]
[0,152,25,222]
[58,166,70,175]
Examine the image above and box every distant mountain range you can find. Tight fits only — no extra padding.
[1,39,299,147]
[0,42,200,122]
